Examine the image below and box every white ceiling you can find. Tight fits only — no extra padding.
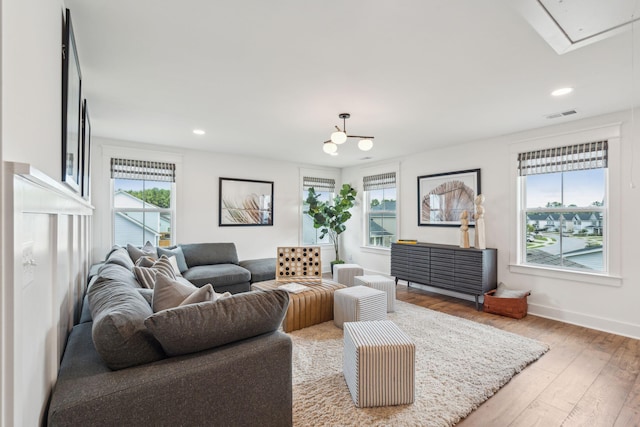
[65,0,640,168]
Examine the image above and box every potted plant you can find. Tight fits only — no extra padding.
[305,184,357,271]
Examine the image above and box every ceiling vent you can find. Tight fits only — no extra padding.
[545,109,578,119]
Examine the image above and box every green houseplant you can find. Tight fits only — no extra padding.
[305,184,357,268]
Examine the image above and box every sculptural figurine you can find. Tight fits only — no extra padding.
[474,194,486,249]
[459,210,470,248]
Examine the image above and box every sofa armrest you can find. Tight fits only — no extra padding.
[48,323,292,427]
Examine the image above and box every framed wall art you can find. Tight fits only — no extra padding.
[417,168,481,227]
[219,177,274,226]
[61,8,82,193]
[80,99,91,200]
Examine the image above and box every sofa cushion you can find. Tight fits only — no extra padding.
[239,258,276,283]
[88,277,165,370]
[104,246,135,271]
[157,246,188,273]
[181,243,239,267]
[127,242,158,263]
[182,264,251,288]
[133,255,176,289]
[93,263,141,290]
[144,290,289,356]
[152,274,213,312]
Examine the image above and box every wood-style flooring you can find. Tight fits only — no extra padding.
[395,284,640,427]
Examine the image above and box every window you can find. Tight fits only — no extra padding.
[111,158,176,247]
[363,172,397,248]
[518,141,607,272]
[302,176,335,245]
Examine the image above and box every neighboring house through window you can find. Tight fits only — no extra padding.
[363,172,397,248]
[302,176,335,245]
[518,141,607,272]
[111,158,176,247]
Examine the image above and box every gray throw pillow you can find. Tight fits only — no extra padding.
[157,246,189,273]
[494,282,530,298]
[104,246,135,271]
[133,255,176,289]
[144,290,289,356]
[152,274,212,312]
[127,242,158,263]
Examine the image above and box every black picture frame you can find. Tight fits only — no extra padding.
[61,8,82,193]
[219,177,274,226]
[80,99,91,200]
[417,168,481,227]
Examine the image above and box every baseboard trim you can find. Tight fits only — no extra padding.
[528,303,640,340]
[381,270,640,340]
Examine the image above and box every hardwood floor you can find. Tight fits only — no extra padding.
[395,284,640,427]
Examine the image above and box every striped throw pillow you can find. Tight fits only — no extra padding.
[134,255,176,289]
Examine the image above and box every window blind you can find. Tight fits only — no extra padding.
[517,141,608,176]
[111,158,176,182]
[363,172,396,191]
[303,176,335,192]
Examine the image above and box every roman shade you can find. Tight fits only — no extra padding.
[363,172,396,191]
[111,158,176,182]
[517,141,608,176]
[303,176,335,192]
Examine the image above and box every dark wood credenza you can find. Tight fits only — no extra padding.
[390,242,497,310]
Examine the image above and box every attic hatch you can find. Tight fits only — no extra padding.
[517,0,640,54]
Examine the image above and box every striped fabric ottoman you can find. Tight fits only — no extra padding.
[354,275,396,312]
[332,263,364,286]
[343,321,415,407]
[333,286,386,329]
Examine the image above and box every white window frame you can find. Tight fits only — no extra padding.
[299,168,340,247]
[360,163,400,252]
[509,124,622,287]
[364,184,397,249]
[102,146,181,250]
[301,179,334,246]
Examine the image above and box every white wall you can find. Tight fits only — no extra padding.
[1,1,94,425]
[2,0,65,180]
[91,137,341,265]
[343,110,640,339]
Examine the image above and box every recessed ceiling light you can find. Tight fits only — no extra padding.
[193,129,205,135]
[551,87,573,97]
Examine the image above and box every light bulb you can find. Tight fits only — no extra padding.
[358,139,373,151]
[323,141,338,154]
[330,131,347,144]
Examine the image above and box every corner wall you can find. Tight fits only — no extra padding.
[342,110,640,339]
[91,137,341,266]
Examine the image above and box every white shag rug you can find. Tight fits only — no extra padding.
[289,300,549,427]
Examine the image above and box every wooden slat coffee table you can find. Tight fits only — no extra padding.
[251,279,346,332]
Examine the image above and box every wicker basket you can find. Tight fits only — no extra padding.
[483,289,530,319]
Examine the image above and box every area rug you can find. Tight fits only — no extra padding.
[289,300,549,427]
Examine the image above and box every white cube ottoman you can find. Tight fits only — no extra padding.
[354,275,396,312]
[333,286,386,329]
[343,320,415,407]
[332,263,364,286]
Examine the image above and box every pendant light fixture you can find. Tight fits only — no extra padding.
[322,113,374,155]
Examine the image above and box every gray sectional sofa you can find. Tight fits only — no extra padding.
[47,245,292,426]
[132,242,276,294]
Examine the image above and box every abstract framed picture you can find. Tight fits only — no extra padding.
[61,8,82,193]
[219,177,274,226]
[417,168,481,227]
